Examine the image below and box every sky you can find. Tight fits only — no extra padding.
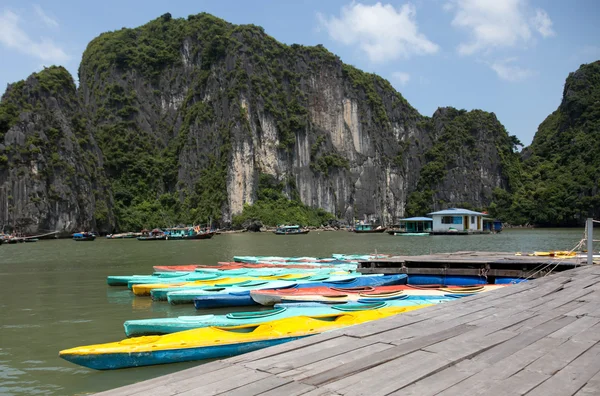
[0,0,599,145]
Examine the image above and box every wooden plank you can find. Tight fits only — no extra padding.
[279,343,394,381]
[176,369,271,396]
[256,381,317,396]
[466,370,549,396]
[573,370,600,395]
[569,322,600,343]
[548,316,600,340]
[387,365,474,396]
[94,362,230,396]
[524,339,597,376]
[221,376,293,396]
[244,336,376,373]
[301,324,475,386]
[226,332,343,364]
[525,343,600,396]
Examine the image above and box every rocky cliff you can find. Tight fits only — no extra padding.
[490,61,600,226]
[0,66,113,234]
[0,13,521,233]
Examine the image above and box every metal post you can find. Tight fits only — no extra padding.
[588,218,594,265]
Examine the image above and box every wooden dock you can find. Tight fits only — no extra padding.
[98,264,600,395]
[359,251,586,279]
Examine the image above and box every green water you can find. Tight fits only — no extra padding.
[0,228,594,395]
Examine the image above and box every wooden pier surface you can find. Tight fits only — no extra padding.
[97,264,600,396]
[359,251,586,278]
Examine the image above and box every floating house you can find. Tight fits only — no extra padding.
[428,208,488,235]
[393,217,433,234]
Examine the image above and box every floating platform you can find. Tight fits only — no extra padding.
[97,264,600,395]
[358,251,586,279]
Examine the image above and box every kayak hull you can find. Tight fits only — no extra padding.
[60,337,301,370]
[192,274,408,308]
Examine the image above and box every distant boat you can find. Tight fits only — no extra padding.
[73,232,96,241]
[24,238,39,242]
[273,225,309,235]
[137,229,167,241]
[352,224,387,233]
[394,232,429,236]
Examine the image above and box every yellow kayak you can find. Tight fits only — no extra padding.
[59,305,420,370]
[132,273,314,296]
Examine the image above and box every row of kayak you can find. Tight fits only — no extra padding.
[59,254,520,371]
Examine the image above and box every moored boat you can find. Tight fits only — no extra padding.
[250,284,504,305]
[352,224,387,233]
[73,232,96,241]
[59,306,412,370]
[137,228,167,241]
[124,301,429,337]
[192,274,409,308]
[273,225,309,235]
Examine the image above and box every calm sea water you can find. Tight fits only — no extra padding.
[0,228,595,395]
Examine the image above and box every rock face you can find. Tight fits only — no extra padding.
[0,67,113,234]
[0,13,520,233]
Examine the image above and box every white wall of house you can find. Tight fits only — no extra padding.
[432,215,483,232]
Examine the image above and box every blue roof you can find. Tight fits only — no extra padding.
[428,208,486,216]
[399,217,433,221]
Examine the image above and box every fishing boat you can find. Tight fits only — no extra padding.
[352,224,387,233]
[273,225,309,235]
[137,228,167,241]
[192,274,409,308]
[250,284,504,305]
[59,306,411,370]
[73,232,96,241]
[124,301,430,337]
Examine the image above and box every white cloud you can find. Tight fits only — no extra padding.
[446,0,555,55]
[317,2,439,63]
[33,4,58,28]
[531,8,554,38]
[489,58,534,82]
[0,9,69,63]
[392,71,411,86]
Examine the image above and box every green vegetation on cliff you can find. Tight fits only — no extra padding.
[232,174,334,227]
[489,61,600,226]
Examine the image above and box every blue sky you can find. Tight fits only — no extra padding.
[0,0,598,145]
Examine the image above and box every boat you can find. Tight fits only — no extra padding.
[73,232,96,241]
[120,268,350,289]
[152,262,358,272]
[123,301,430,337]
[24,238,39,242]
[273,225,309,235]
[137,229,167,241]
[152,274,361,302]
[250,284,504,305]
[59,306,413,370]
[107,272,219,287]
[394,232,429,236]
[131,273,336,296]
[192,274,409,308]
[406,275,488,286]
[352,224,387,233]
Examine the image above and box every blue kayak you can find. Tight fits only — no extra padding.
[407,274,487,286]
[123,300,435,337]
[192,274,408,309]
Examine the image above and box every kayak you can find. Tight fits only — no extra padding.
[59,306,413,370]
[192,274,409,309]
[131,274,313,297]
[250,284,505,305]
[406,275,488,286]
[150,274,362,301]
[107,272,219,287]
[166,280,301,304]
[153,262,358,272]
[125,268,351,289]
[123,301,432,337]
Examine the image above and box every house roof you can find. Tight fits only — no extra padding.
[399,217,433,222]
[428,208,486,216]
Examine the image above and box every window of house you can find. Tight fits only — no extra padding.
[471,216,475,224]
[442,216,454,224]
